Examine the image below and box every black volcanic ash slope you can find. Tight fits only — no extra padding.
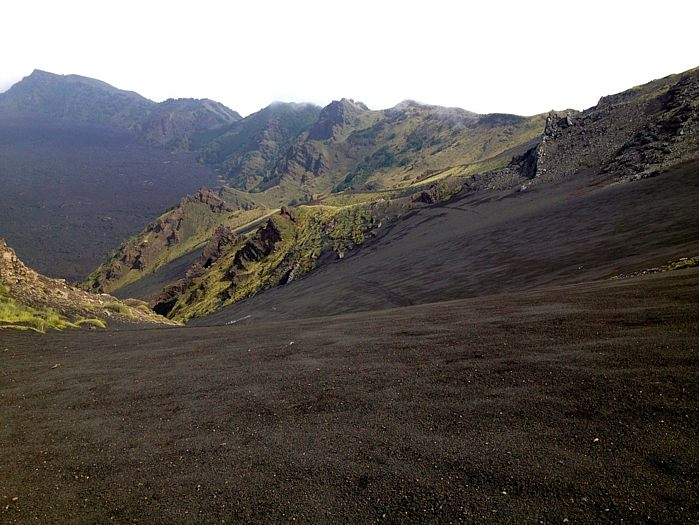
[95,66,699,324]
[197,158,699,324]
[0,71,241,280]
[0,114,221,280]
[2,268,698,522]
[194,67,699,323]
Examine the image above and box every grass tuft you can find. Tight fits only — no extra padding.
[104,302,130,315]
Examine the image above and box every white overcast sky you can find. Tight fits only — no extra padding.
[1,0,697,116]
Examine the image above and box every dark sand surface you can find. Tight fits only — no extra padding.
[0,114,220,280]
[113,249,202,303]
[200,160,699,325]
[2,270,698,523]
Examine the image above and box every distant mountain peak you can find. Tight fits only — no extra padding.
[28,68,55,78]
[19,69,146,98]
[0,69,243,147]
[340,98,370,110]
[308,98,369,140]
[0,69,154,128]
[391,99,478,117]
[392,99,425,110]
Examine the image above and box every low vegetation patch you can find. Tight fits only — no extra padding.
[0,283,112,333]
[103,302,130,315]
[122,298,154,313]
[74,318,107,329]
[0,288,80,333]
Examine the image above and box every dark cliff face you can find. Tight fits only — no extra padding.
[151,224,241,317]
[230,219,283,272]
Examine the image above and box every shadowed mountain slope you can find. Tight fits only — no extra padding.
[0,114,221,280]
[0,70,153,129]
[0,69,241,142]
[0,71,243,279]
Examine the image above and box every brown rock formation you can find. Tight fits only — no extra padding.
[231,219,283,271]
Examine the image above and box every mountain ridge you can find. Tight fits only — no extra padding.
[1,65,697,293]
[85,65,699,322]
[0,69,242,146]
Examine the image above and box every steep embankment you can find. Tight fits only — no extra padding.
[197,157,699,324]
[151,202,411,321]
[0,240,174,332]
[505,66,699,189]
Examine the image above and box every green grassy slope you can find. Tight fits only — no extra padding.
[161,200,408,321]
[192,98,546,205]
[89,100,547,296]
[85,188,275,294]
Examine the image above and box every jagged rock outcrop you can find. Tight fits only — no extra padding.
[412,190,435,204]
[602,72,698,180]
[153,211,293,318]
[201,225,240,269]
[484,68,698,190]
[542,110,575,139]
[180,187,231,212]
[152,225,241,316]
[231,219,283,271]
[88,187,234,292]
